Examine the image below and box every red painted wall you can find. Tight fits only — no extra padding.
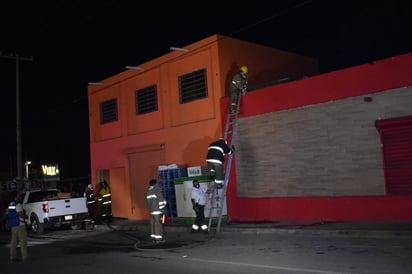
[225,52,412,222]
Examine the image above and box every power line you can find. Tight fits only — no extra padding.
[228,0,313,37]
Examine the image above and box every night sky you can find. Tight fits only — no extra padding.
[1,1,411,180]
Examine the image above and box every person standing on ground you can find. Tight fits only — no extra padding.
[230,65,249,114]
[84,184,97,221]
[191,179,210,232]
[8,191,28,262]
[96,180,112,220]
[206,138,234,188]
[146,179,167,243]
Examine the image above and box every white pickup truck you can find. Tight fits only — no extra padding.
[21,189,89,234]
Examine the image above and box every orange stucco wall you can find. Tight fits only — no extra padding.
[88,34,319,220]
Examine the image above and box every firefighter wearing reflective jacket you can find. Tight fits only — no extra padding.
[230,65,249,114]
[84,184,97,221]
[97,180,112,219]
[146,179,167,243]
[191,179,210,232]
[206,138,234,188]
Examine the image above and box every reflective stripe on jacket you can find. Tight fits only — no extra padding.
[146,186,167,215]
[8,201,20,227]
[206,139,232,165]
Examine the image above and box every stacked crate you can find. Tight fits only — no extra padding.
[157,165,187,222]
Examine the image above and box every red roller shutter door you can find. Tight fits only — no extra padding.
[375,116,412,195]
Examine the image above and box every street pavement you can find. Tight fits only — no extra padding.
[94,218,412,239]
[2,218,412,273]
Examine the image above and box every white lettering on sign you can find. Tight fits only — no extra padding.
[41,165,60,176]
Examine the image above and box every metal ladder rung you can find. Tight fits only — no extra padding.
[208,93,241,233]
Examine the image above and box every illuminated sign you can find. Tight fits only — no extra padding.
[41,164,60,181]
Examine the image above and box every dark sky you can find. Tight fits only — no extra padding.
[1,1,411,180]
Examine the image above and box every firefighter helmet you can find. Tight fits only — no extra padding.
[219,137,227,143]
[240,65,248,74]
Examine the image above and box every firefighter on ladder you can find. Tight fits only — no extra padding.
[230,65,249,114]
[206,138,234,188]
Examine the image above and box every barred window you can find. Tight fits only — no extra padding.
[100,98,118,124]
[178,68,208,104]
[135,85,158,115]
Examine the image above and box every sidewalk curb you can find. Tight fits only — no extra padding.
[94,223,412,239]
[225,228,412,239]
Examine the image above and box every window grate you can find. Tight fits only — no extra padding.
[100,98,118,124]
[179,68,208,104]
[135,85,158,115]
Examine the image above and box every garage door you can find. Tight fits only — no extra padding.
[375,116,412,194]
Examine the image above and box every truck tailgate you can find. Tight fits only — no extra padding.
[47,197,88,217]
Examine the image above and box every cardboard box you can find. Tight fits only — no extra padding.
[56,192,72,199]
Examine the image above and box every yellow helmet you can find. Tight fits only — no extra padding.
[219,137,227,144]
[240,65,248,74]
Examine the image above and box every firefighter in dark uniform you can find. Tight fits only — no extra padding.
[97,180,112,220]
[230,65,249,114]
[206,138,234,188]
[146,179,167,243]
[84,184,97,221]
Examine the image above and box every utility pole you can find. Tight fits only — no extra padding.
[0,52,34,179]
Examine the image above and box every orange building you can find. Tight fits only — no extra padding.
[87,34,319,221]
[89,34,412,223]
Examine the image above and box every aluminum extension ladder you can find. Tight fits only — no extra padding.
[207,94,241,233]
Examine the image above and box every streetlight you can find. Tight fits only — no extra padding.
[25,161,31,179]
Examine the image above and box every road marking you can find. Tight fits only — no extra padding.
[183,257,356,274]
[2,238,63,248]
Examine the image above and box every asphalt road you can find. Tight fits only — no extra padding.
[1,225,412,274]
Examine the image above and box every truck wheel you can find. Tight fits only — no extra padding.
[31,215,44,234]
